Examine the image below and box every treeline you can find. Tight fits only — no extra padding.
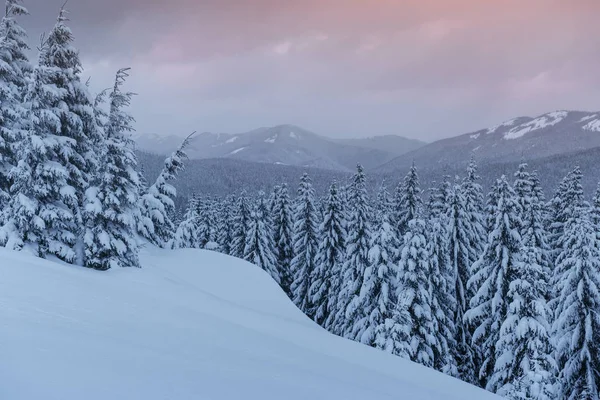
[0,1,189,269]
[173,159,600,399]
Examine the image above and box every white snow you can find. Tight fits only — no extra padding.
[579,114,596,123]
[583,119,600,132]
[470,133,480,140]
[264,134,278,143]
[486,118,518,134]
[225,136,238,144]
[228,147,246,155]
[472,145,481,152]
[503,111,568,140]
[0,247,497,400]
[290,131,299,139]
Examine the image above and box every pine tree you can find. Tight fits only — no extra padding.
[397,218,436,367]
[138,132,193,247]
[553,211,600,400]
[216,195,235,255]
[271,183,294,295]
[462,155,486,272]
[1,52,77,260]
[290,173,319,317]
[244,192,280,284]
[352,185,400,347]
[590,182,600,230]
[394,161,423,238]
[0,0,31,211]
[230,191,251,258]
[195,196,211,249]
[172,194,199,249]
[83,68,140,270]
[446,181,478,382]
[334,164,371,338]
[466,176,522,388]
[310,182,347,327]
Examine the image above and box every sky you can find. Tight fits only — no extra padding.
[21,0,600,142]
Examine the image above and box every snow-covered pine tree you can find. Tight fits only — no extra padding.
[271,183,294,296]
[489,210,556,398]
[352,183,401,347]
[427,196,459,376]
[397,218,436,367]
[138,132,194,247]
[461,155,486,272]
[310,181,346,327]
[0,51,77,260]
[591,182,600,230]
[83,68,140,270]
[230,191,251,258]
[446,181,478,383]
[552,210,600,400]
[216,195,235,255]
[0,0,31,211]
[466,175,522,389]
[172,194,199,249]
[244,191,280,284]
[290,173,319,317]
[334,164,372,339]
[394,161,423,239]
[40,6,102,239]
[195,196,211,249]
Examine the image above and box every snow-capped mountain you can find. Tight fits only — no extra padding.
[376,110,600,173]
[134,125,426,172]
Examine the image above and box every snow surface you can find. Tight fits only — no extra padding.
[264,134,278,143]
[0,248,497,400]
[290,131,299,139]
[469,133,481,140]
[583,118,600,132]
[504,111,567,140]
[228,147,246,155]
[225,136,238,144]
[486,118,518,134]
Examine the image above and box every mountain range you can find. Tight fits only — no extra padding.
[134,125,425,172]
[135,110,600,175]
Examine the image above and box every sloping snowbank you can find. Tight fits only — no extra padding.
[0,247,497,399]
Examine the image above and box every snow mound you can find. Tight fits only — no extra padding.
[504,111,567,140]
[0,248,497,400]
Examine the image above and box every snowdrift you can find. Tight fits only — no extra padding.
[0,247,498,399]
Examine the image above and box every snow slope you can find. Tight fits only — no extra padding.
[0,248,497,400]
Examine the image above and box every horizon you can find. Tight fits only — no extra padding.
[22,0,600,141]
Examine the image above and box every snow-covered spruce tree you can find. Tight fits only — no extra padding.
[552,210,600,400]
[83,68,140,270]
[334,164,372,339]
[230,191,251,258]
[41,7,102,237]
[427,198,459,376]
[172,194,199,249]
[138,132,194,247]
[271,183,294,296]
[216,195,235,255]
[445,181,477,383]
[0,0,31,211]
[461,155,486,270]
[290,173,319,317]
[466,175,522,389]
[310,182,347,327]
[352,185,401,348]
[591,182,600,230]
[0,54,77,259]
[397,218,436,367]
[394,161,423,239]
[195,196,212,249]
[244,192,280,284]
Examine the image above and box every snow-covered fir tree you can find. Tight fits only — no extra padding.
[394,161,423,239]
[397,218,436,367]
[172,195,199,249]
[244,192,280,284]
[552,210,600,400]
[310,181,346,327]
[461,156,486,278]
[445,181,478,383]
[138,133,193,247]
[352,183,401,348]
[83,68,140,270]
[230,191,251,258]
[466,175,522,389]
[590,182,600,230]
[0,0,31,211]
[216,195,235,255]
[290,173,319,317]
[334,164,372,338]
[271,183,294,295]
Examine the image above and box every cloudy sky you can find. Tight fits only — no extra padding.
[21,0,600,141]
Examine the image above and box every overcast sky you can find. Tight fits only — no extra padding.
[20,0,600,141]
